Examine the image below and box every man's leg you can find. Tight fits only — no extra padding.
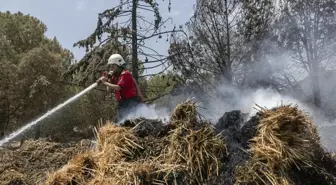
[116,100,130,123]
[116,98,142,123]
[116,106,125,123]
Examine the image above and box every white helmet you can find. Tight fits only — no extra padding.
[107,54,126,66]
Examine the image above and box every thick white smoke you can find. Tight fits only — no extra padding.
[118,103,170,124]
[120,84,336,151]
[201,85,336,151]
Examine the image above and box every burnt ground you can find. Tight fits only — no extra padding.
[1,110,335,185]
[0,139,92,185]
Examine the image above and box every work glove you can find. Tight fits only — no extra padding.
[108,71,113,77]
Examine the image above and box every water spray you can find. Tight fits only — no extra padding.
[0,82,99,147]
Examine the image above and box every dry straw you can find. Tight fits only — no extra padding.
[93,122,143,164]
[45,152,97,185]
[235,104,320,185]
[46,100,227,185]
[162,99,227,184]
[0,169,26,185]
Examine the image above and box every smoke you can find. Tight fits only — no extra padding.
[197,86,302,122]
[198,83,336,151]
[115,37,336,151]
[118,103,171,124]
[117,80,336,151]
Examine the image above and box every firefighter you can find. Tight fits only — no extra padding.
[97,54,144,121]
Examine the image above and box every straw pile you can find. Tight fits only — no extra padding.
[3,101,335,184]
[234,104,336,185]
[163,100,227,184]
[45,100,227,185]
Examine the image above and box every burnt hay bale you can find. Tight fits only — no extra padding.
[120,117,169,138]
[5,178,26,185]
[209,110,259,185]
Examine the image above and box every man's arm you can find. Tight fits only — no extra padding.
[97,76,121,92]
[103,82,121,91]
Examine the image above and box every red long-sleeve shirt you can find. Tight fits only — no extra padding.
[110,70,137,102]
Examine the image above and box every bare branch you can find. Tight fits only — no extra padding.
[140,63,172,77]
[144,92,171,103]
[139,30,184,40]
[137,6,155,12]
[143,60,169,69]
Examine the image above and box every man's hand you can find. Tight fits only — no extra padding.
[96,76,107,84]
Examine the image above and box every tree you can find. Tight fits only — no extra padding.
[144,71,177,103]
[169,0,275,90]
[0,11,73,139]
[237,0,278,88]
[72,0,183,83]
[272,0,336,107]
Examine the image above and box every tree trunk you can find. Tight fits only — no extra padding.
[224,0,233,84]
[0,96,9,139]
[311,2,321,108]
[34,105,45,140]
[132,0,139,83]
[311,62,321,107]
[34,124,41,140]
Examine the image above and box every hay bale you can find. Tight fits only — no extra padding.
[234,104,328,185]
[94,122,143,164]
[162,100,227,184]
[249,104,320,170]
[44,100,227,185]
[163,122,226,184]
[170,99,198,127]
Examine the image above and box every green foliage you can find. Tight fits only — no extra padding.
[0,11,72,137]
[144,71,178,103]
[0,11,115,141]
[0,11,47,54]
[39,87,117,142]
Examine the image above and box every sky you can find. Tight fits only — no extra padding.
[0,0,195,74]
